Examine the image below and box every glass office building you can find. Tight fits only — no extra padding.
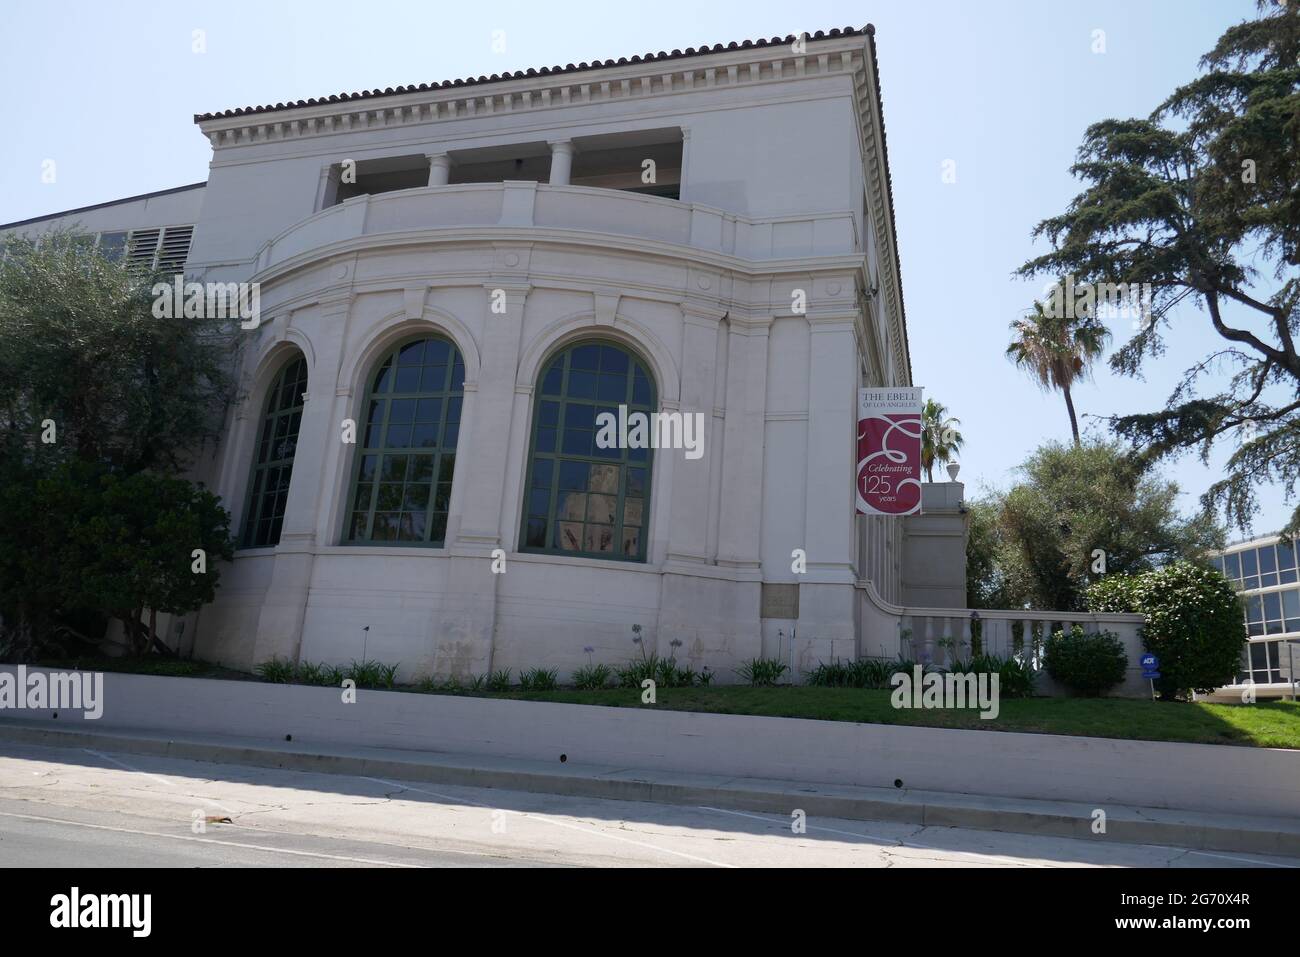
[1209,536,1300,694]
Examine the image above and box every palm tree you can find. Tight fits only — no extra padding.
[921,398,964,482]
[1005,301,1110,445]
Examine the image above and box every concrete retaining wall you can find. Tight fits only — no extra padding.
[1,668,1295,818]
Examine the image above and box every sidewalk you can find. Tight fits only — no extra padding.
[0,719,1294,858]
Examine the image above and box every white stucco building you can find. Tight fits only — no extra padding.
[8,26,1063,684]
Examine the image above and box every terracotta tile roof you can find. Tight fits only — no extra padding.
[193,26,872,122]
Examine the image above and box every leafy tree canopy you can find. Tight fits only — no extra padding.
[967,440,1222,611]
[0,232,240,659]
[1017,1,1300,533]
[0,230,238,474]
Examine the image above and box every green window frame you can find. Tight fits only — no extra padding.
[520,340,655,562]
[240,354,308,548]
[345,335,464,546]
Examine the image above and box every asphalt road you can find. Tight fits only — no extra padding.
[0,743,1294,868]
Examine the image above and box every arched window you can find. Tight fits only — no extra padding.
[240,354,308,548]
[345,336,464,545]
[521,340,654,561]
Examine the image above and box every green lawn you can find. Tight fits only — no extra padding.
[485,685,1300,749]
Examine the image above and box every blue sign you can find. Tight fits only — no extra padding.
[1140,653,1160,680]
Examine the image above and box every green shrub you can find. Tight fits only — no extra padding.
[1087,561,1245,698]
[945,653,1036,699]
[296,660,326,686]
[255,656,294,683]
[615,655,658,688]
[519,666,559,691]
[1044,626,1128,696]
[572,663,612,690]
[736,657,788,686]
[345,659,399,689]
[805,657,894,689]
[486,668,512,692]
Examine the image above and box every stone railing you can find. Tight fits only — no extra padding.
[856,579,1150,698]
[253,182,860,274]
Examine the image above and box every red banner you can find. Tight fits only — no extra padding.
[856,387,923,516]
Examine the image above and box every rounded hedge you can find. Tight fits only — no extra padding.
[1086,561,1245,699]
[1044,626,1128,696]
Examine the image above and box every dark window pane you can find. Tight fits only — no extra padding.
[541,362,562,396]
[597,374,626,401]
[562,428,591,455]
[559,461,586,490]
[600,347,629,374]
[420,365,447,391]
[425,339,449,365]
[571,344,600,370]
[386,422,413,447]
[404,484,430,510]
[397,341,425,365]
[632,369,652,405]
[526,518,547,547]
[1242,549,1259,577]
[353,483,373,510]
[394,366,421,392]
[529,489,550,516]
[568,370,597,398]
[241,355,308,548]
[410,455,434,483]
[1260,547,1278,574]
[382,453,407,482]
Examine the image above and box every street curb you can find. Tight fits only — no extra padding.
[1,721,1296,859]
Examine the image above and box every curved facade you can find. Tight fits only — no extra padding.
[5,29,924,682]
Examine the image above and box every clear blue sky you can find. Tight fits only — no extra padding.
[1,0,1284,535]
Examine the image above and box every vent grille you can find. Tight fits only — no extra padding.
[156,225,194,274]
[126,228,161,269]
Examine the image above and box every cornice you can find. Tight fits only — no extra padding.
[196,37,870,150]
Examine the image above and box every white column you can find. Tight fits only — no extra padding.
[454,282,530,546]
[664,303,722,564]
[548,140,574,185]
[716,317,770,569]
[678,127,691,202]
[427,153,450,186]
[795,315,859,648]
